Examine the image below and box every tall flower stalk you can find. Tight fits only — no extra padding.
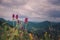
[12,14,15,27]
[16,14,18,28]
[17,20,20,29]
[24,18,28,31]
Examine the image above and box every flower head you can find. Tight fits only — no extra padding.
[16,14,18,19]
[25,18,28,23]
[12,14,15,18]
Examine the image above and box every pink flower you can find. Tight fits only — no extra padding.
[25,18,28,23]
[12,14,15,18]
[16,14,18,19]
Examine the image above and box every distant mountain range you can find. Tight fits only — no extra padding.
[0,18,60,32]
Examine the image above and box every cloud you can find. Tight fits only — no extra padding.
[48,10,60,18]
[0,0,28,7]
[0,0,60,22]
[48,0,60,6]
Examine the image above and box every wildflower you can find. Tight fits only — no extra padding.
[24,18,28,23]
[12,14,15,19]
[29,33,33,40]
[16,14,19,27]
[16,14,18,19]
[24,18,28,31]
[12,14,15,26]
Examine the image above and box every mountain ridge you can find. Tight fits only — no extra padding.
[0,18,60,31]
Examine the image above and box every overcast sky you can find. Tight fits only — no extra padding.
[0,0,60,22]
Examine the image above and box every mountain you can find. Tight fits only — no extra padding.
[28,21,60,29]
[0,18,60,32]
[7,21,16,27]
[0,18,6,27]
[27,21,60,36]
[0,18,6,24]
[28,21,52,31]
[0,18,13,28]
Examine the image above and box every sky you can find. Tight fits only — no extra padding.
[0,0,60,22]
